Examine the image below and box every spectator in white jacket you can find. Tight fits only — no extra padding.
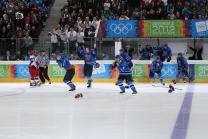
[60,32,68,53]
[77,29,85,46]
[77,17,82,30]
[68,27,77,53]
[119,15,130,20]
[91,17,98,29]
[67,27,77,39]
[48,29,59,53]
[104,0,110,11]
[84,17,92,30]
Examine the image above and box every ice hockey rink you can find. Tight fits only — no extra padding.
[0,83,208,139]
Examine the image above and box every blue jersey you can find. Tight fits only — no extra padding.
[111,60,132,75]
[140,48,153,60]
[153,46,172,59]
[177,57,188,69]
[57,57,72,70]
[120,52,132,63]
[76,46,97,65]
[150,60,163,73]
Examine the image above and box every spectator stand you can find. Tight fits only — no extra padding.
[1,0,208,60]
[0,0,55,60]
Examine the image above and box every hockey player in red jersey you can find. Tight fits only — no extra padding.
[28,50,41,87]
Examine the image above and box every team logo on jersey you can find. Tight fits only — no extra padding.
[85,55,91,61]
[162,51,167,56]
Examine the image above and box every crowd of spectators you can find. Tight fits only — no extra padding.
[92,0,208,20]
[54,0,208,24]
[0,0,206,60]
[48,0,103,54]
[0,0,53,57]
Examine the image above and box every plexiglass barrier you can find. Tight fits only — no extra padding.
[0,37,208,61]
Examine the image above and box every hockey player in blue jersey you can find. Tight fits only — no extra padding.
[139,44,153,60]
[111,55,138,95]
[176,52,194,83]
[119,48,133,68]
[56,53,76,91]
[149,56,165,85]
[76,42,97,88]
[153,44,172,62]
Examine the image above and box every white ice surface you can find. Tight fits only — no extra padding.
[0,83,208,139]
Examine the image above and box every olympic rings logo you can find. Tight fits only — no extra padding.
[162,67,176,76]
[110,23,132,34]
[196,24,206,29]
[19,67,29,76]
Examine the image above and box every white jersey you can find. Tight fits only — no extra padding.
[29,55,39,67]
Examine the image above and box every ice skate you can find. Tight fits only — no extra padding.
[183,80,186,83]
[69,85,76,91]
[87,84,91,88]
[49,80,51,84]
[120,91,126,94]
[30,82,35,87]
[190,79,194,83]
[132,91,138,95]
[35,82,42,86]
[161,81,165,86]
[152,78,155,83]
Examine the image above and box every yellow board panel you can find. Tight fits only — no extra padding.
[1,78,208,83]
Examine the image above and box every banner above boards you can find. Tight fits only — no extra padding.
[105,20,138,38]
[190,20,208,37]
[99,20,208,38]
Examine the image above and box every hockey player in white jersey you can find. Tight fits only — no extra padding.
[28,50,41,87]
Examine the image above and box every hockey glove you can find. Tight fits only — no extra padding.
[183,68,188,75]
[68,65,74,70]
[168,84,175,93]
[75,93,83,99]
[128,62,133,68]
[156,71,161,75]
[94,63,100,68]
[110,64,115,70]
[167,57,171,62]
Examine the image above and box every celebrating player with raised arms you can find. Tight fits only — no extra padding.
[111,55,138,95]
[56,53,76,91]
[28,49,41,87]
[119,48,133,68]
[175,52,194,83]
[153,44,172,62]
[76,43,98,88]
[149,56,165,86]
[139,44,153,60]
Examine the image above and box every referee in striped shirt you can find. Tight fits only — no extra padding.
[37,50,51,84]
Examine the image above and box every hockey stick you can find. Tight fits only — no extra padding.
[152,85,182,90]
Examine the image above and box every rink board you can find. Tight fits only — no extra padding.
[0,60,208,83]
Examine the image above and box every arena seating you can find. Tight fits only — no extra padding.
[0,0,54,60]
